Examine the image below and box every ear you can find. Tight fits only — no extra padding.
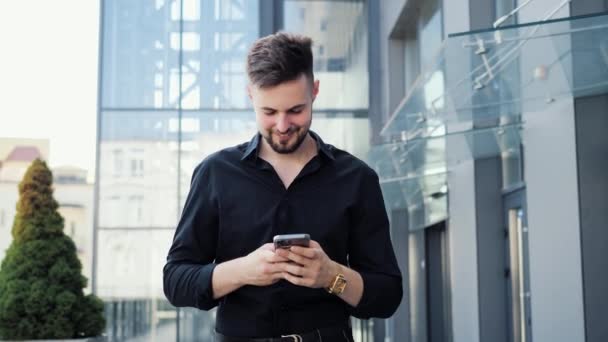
[312,79,320,102]
[246,84,253,100]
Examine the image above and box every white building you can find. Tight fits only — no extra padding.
[0,139,94,293]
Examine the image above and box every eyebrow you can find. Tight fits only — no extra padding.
[261,104,306,112]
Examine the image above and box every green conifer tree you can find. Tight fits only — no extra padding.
[0,159,105,339]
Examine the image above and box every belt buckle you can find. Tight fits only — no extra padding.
[281,334,302,342]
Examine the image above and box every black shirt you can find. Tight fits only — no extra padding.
[163,131,402,338]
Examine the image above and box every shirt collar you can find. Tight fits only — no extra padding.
[241,133,261,161]
[309,130,335,161]
[240,130,335,162]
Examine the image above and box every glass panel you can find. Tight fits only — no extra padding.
[368,137,446,182]
[495,0,517,26]
[178,307,216,341]
[381,12,608,138]
[97,230,176,340]
[283,0,368,110]
[180,0,259,110]
[372,122,521,178]
[97,229,173,298]
[99,111,179,229]
[378,173,447,231]
[440,122,523,165]
[102,0,181,109]
[312,115,371,160]
[368,129,448,231]
[97,109,180,340]
[99,2,263,341]
[371,123,521,229]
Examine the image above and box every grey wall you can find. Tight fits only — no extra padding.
[379,0,422,133]
[575,94,608,342]
[408,230,427,342]
[522,99,586,342]
[378,2,413,341]
[425,222,450,342]
[387,38,406,115]
[442,0,481,341]
[474,157,508,342]
[390,208,411,342]
[469,0,495,28]
[446,1,513,341]
[518,1,586,342]
[368,0,384,144]
[382,0,409,32]
[467,0,511,340]
[447,161,481,342]
[570,0,608,15]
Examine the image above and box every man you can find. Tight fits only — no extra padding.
[163,32,402,342]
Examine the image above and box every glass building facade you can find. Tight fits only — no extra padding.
[96,1,371,340]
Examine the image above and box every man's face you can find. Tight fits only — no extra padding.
[248,74,319,154]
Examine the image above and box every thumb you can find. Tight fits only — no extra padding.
[260,243,275,251]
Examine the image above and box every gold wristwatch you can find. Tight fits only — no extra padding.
[326,273,347,295]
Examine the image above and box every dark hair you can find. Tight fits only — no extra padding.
[246,32,314,88]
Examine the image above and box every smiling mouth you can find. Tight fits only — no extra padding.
[276,131,294,142]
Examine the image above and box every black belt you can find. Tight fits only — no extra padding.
[215,325,352,342]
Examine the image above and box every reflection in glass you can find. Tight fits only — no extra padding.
[99,111,179,229]
[383,12,608,138]
[283,0,368,110]
[312,115,370,160]
[102,0,259,110]
[102,1,181,109]
[180,0,259,110]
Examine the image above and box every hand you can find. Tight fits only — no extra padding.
[275,240,341,289]
[238,243,289,287]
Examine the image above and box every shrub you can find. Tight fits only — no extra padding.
[0,159,105,339]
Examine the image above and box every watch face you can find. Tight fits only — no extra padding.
[333,274,347,294]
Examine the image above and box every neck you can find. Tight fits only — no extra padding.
[260,133,317,165]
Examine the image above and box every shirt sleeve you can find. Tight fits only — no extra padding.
[163,160,220,310]
[347,167,403,319]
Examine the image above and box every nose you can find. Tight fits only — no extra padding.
[276,113,290,133]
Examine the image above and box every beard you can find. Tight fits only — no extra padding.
[262,124,310,154]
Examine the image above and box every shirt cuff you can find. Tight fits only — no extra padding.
[348,272,401,319]
[195,262,220,310]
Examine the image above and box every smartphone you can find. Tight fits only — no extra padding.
[273,234,310,249]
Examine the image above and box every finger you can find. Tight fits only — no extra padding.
[289,245,318,259]
[263,262,288,275]
[277,255,292,263]
[282,272,311,287]
[275,248,311,265]
[272,272,284,281]
[282,262,308,277]
[267,253,290,263]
